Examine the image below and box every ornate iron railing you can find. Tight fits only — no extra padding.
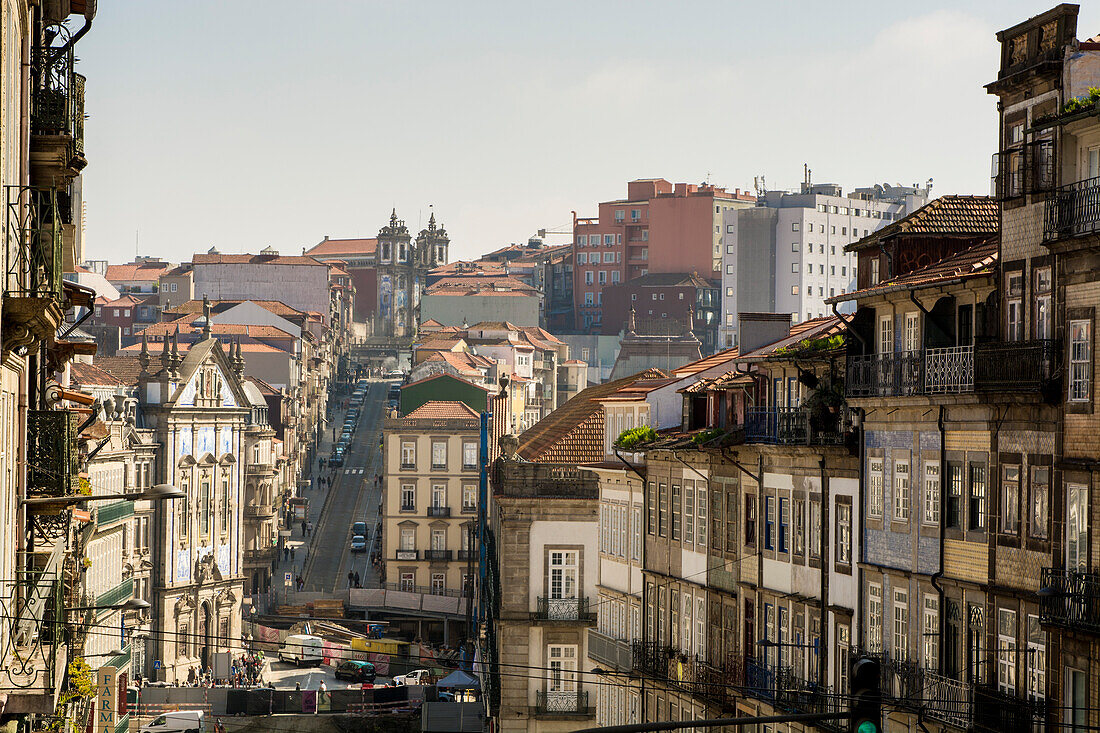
[26,410,78,498]
[1039,567,1100,634]
[535,596,594,621]
[744,407,846,446]
[5,186,62,302]
[1045,175,1100,242]
[923,670,971,729]
[972,683,1047,733]
[534,689,590,715]
[846,350,925,397]
[31,37,77,137]
[0,569,64,695]
[426,506,451,517]
[975,339,1058,391]
[924,345,974,394]
[424,549,451,561]
[631,641,668,679]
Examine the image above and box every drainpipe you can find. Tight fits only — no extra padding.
[818,455,829,688]
[931,405,947,676]
[46,1,97,67]
[855,407,866,653]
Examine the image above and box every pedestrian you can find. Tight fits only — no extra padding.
[301,520,307,536]
[295,681,301,691]
[188,666,196,685]
[283,546,290,562]
[347,571,354,589]
[354,571,361,588]
[307,521,313,536]
[290,546,296,561]
[296,575,304,591]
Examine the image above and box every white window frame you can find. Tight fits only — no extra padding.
[893,588,909,661]
[923,595,939,671]
[400,441,416,467]
[1069,319,1091,402]
[997,608,1017,694]
[868,583,883,653]
[869,458,884,518]
[923,462,940,525]
[904,312,920,352]
[894,460,910,522]
[879,315,893,355]
[547,645,578,692]
[549,550,578,600]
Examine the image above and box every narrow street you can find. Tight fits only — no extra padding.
[297,379,387,593]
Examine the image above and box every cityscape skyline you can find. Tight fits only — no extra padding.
[78,1,1100,264]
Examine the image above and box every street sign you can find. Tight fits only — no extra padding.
[96,666,117,733]
[153,660,161,669]
[284,572,292,587]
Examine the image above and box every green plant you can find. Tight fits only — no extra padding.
[47,657,96,732]
[615,425,657,450]
[692,428,726,445]
[773,334,845,356]
[76,476,91,496]
[1038,86,1100,125]
[803,374,845,433]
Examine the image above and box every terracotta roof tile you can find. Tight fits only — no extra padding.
[92,356,147,386]
[671,347,739,377]
[404,400,481,420]
[305,238,378,257]
[515,368,665,463]
[163,299,307,318]
[846,195,999,252]
[69,361,126,387]
[192,253,326,266]
[104,263,174,282]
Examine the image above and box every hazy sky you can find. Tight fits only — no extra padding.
[78,1,1100,264]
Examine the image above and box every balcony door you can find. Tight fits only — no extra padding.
[547,550,579,620]
[1088,146,1100,181]
[547,644,578,708]
[431,484,445,509]
[431,528,446,552]
[1066,483,1089,573]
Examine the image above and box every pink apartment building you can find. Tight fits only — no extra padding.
[571,178,754,331]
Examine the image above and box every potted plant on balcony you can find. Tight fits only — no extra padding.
[803,374,844,435]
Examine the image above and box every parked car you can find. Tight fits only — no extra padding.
[353,521,368,536]
[334,660,376,683]
[331,452,345,467]
[278,634,324,666]
[385,370,404,381]
[139,710,205,732]
[350,535,367,553]
[393,668,435,686]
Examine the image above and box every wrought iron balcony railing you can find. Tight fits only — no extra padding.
[991,141,1055,201]
[846,350,926,397]
[244,547,277,563]
[0,569,65,709]
[534,596,594,622]
[1045,175,1100,242]
[5,186,63,303]
[534,689,591,715]
[972,683,1047,733]
[974,339,1058,391]
[426,506,451,517]
[744,407,846,446]
[923,670,971,729]
[631,641,667,679]
[424,549,452,561]
[394,549,418,560]
[1039,567,1100,634]
[26,409,79,499]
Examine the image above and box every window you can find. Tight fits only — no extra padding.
[683,481,694,544]
[1069,319,1090,401]
[1026,615,1045,701]
[1002,465,1020,534]
[431,528,446,551]
[603,234,613,246]
[431,440,447,469]
[792,223,800,232]
[946,463,964,528]
[744,495,757,546]
[923,595,939,671]
[462,484,476,511]
[603,252,614,264]
[725,264,735,275]
[1007,273,1024,341]
[647,482,656,536]
[893,588,909,661]
[431,573,445,595]
[894,460,910,522]
[831,225,836,234]
[791,263,800,273]
[671,484,681,541]
[1066,483,1089,572]
[400,484,415,510]
[170,282,177,293]
[791,285,799,295]
[584,271,594,285]
[547,645,577,692]
[793,499,805,555]
[837,624,851,693]
[632,505,642,560]
[584,292,594,306]
[764,497,774,550]
[615,209,624,222]
[808,500,821,558]
[549,551,578,599]
[399,527,415,550]
[1035,267,1052,339]
[632,209,642,221]
[1068,668,1087,731]
[868,584,883,653]
[879,315,893,355]
[220,476,230,533]
[904,312,920,352]
[997,608,1017,693]
[969,464,986,531]
[696,485,706,547]
[923,463,940,525]
[399,571,415,592]
[658,483,668,537]
[431,484,446,509]
[401,441,416,468]
[868,458,884,518]
[463,441,477,470]
[611,270,620,283]
[836,502,851,565]
[577,252,586,264]
[1030,466,1048,539]
[870,258,880,285]
[199,480,211,535]
[792,242,799,251]
[778,497,789,553]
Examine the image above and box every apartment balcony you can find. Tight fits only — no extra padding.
[972,684,1047,733]
[244,547,277,563]
[245,463,275,477]
[424,549,452,561]
[1044,175,1100,242]
[95,500,134,528]
[0,569,66,714]
[974,339,1058,392]
[395,549,419,561]
[991,141,1055,201]
[426,506,451,517]
[244,504,276,519]
[631,641,671,679]
[534,596,595,622]
[587,629,632,672]
[1039,567,1100,634]
[534,689,591,716]
[3,187,66,360]
[94,578,133,610]
[457,549,473,561]
[26,409,79,499]
[744,407,846,446]
[30,36,86,184]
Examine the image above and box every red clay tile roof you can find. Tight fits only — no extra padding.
[405,400,481,420]
[402,372,492,392]
[829,237,999,304]
[423,351,495,375]
[140,320,296,340]
[560,359,587,365]
[595,377,680,401]
[104,263,174,282]
[246,376,282,396]
[92,356,146,386]
[846,195,999,252]
[671,347,740,378]
[102,294,145,307]
[163,299,307,318]
[120,341,288,354]
[737,316,845,360]
[69,361,127,387]
[305,238,378,257]
[420,319,444,328]
[515,368,666,463]
[192,253,326,266]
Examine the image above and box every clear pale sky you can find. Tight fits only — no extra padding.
[78,1,1100,264]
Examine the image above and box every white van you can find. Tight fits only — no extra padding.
[278,633,324,666]
[139,710,204,732]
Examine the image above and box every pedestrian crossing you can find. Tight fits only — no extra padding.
[344,468,366,474]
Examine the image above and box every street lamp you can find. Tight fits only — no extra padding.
[21,483,185,508]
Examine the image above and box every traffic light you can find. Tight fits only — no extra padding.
[849,654,881,733]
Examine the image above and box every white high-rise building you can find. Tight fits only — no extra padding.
[719,179,932,348]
